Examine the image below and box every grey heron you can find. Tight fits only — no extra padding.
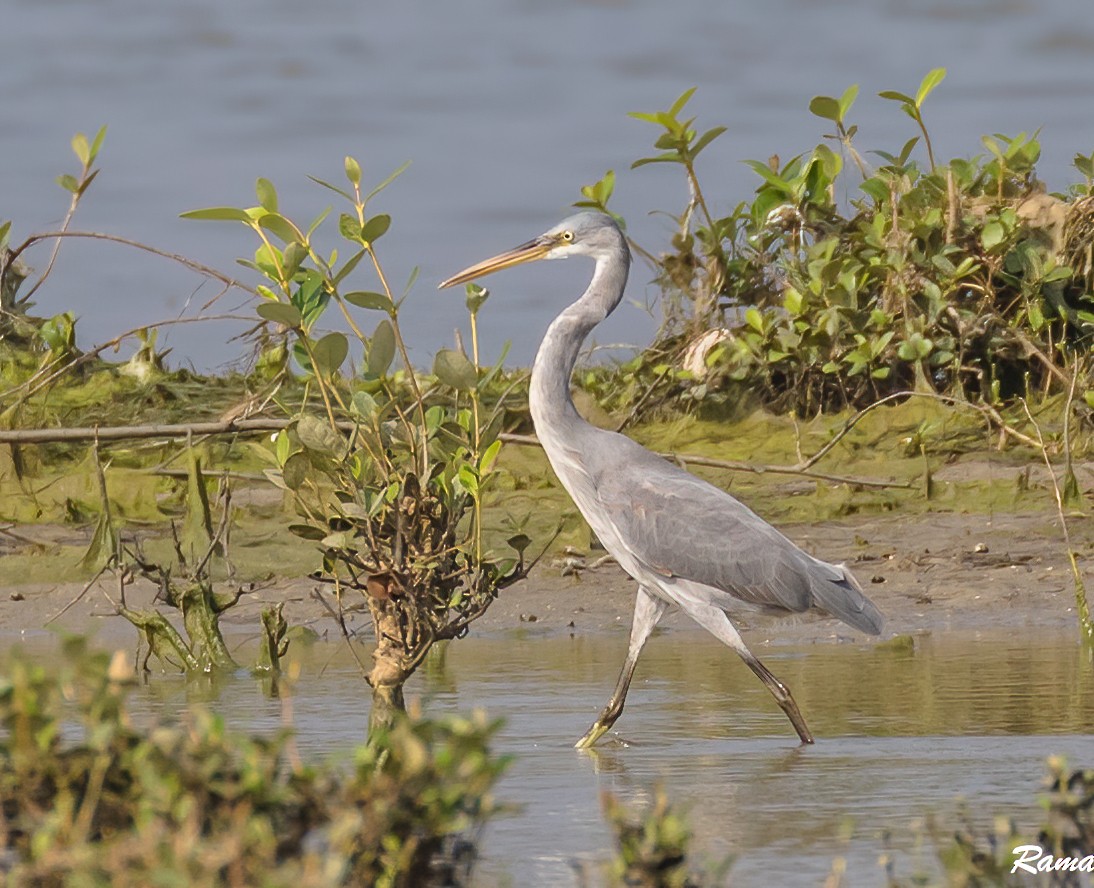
[439,211,883,747]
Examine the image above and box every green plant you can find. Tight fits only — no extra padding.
[0,638,507,887]
[615,75,1094,420]
[882,758,1094,888]
[601,785,729,888]
[183,161,530,734]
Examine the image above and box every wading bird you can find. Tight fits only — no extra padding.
[440,212,882,747]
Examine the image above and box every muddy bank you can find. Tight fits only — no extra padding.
[2,508,1088,648]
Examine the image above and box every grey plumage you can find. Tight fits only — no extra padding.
[440,211,883,746]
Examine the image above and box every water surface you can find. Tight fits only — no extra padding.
[4,0,1094,370]
[61,628,1094,886]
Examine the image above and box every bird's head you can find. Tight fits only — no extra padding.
[438,211,627,289]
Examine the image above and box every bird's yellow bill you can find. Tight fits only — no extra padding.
[438,237,552,289]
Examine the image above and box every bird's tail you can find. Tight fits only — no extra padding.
[813,564,883,635]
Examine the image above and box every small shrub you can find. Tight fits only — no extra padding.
[0,638,507,887]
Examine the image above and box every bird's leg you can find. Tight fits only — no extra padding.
[738,650,815,745]
[676,599,815,745]
[575,586,668,749]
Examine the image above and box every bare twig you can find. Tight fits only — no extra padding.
[0,386,1051,493]
[311,584,371,680]
[3,230,251,297]
[503,430,913,490]
[46,563,110,625]
[0,418,295,444]
[799,390,1040,471]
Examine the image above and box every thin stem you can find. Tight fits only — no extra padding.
[295,338,338,428]
[368,248,429,474]
[469,309,483,564]
[2,230,250,299]
[1020,395,1092,643]
[914,112,936,172]
[20,159,93,304]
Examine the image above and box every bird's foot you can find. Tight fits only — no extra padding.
[574,720,612,749]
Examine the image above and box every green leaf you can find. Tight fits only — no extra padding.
[838,83,859,118]
[465,283,489,316]
[339,213,362,242]
[345,290,393,311]
[306,175,354,202]
[981,134,1003,158]
[306,206,332,238]
[577,169,615,208]
[351,391,377,419]
[361,214,391,244]
[367,319,396,376]
[915,68,946,107]
[321,531,352,550]
[631,153,684,169]
[282,454,311,491]
[180,206,254,222]
[256,177,278,212]
[479,439,503,474]
[78,168,99,197]
[860,177,890,203]
[296,414,345,456]
[691,125,727,157]
[457,464,479,496]
[333,248,368,286]
[56,174,80,194]
[282,242,309,277]
[433,348,478,391]
[344,156,361,187]
[365,160,411,201]
[256,302,302,327]
[258,213,298,243]
[507,533,532,555]
[89,125,107,163]
[669,87,697,117]
[809,95,841,123]
[288,523,326,540]
[878,90,915,106]
[71,132,90,167]
[312,332,349,375]
[981,221,1005,251]
[742,158,791,189]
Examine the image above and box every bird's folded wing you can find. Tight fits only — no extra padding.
[592,446,818,614]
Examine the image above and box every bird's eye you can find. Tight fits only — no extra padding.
[561,230,574,242]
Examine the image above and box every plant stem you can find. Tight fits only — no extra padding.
[1020,396,1093,643]
[469,310,483,563]
[368,248,430,475]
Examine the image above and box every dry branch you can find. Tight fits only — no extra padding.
[0,419,914,489]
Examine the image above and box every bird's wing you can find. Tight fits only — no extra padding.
[589,435,824,614]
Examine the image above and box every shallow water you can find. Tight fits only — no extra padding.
[19,626,1089,886]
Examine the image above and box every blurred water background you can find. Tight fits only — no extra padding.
[4,0,1094,371]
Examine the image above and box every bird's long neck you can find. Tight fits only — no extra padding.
[529,249,628,435]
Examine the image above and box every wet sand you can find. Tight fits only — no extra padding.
[2,508,1088,646]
